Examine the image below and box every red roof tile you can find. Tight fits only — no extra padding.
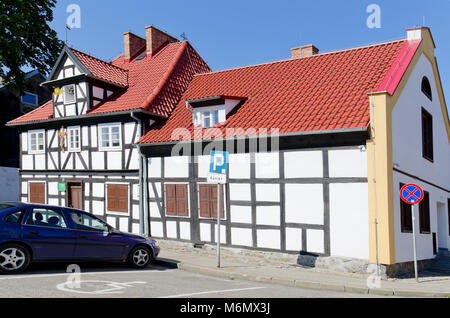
[139,39,419,144]
[8,42,210,124]
[70,48,129,87]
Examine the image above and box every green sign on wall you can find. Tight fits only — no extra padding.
[58,182,66,192]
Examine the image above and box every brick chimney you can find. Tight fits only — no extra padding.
[291,44,319,59]
[123,32,146,62]
[145,25,178,56]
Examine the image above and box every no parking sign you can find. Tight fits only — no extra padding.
[400,183,424,205]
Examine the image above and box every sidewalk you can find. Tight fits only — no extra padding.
[155,240,450,298]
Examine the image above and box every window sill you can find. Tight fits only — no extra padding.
[29,151,45,155]
[420,231,431,235]
[401,230,413,234]
[98,147,122,152]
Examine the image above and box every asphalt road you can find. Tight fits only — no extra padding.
[0,261,393,298]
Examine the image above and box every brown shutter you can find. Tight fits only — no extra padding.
[29,182,45,204]
[210,184,224,219]
[107,184,128,213]
[176,184,188,216]
[199,184,211,218]
[165,184,177,216]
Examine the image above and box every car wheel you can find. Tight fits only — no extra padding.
[0,244,31,274]
[127,246,152,269]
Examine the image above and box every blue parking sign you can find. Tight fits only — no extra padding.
[209,151,228,175]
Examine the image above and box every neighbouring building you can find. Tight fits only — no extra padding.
[8,26,450,275]
[0,70,51,201]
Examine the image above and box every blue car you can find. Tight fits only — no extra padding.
[0,202,159,274]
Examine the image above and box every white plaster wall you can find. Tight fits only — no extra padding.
[329,183,369,259]
[166,221,177,238]
[228,153,250,179]
[256,206,280,226]
[119,218,128,232]
[391,54,450,262]
[150,221,163,237]
[91,152,104,170]
[164,156,189,178]
[307,229,324,254]
[229,183,251,201]
[148,157,162,178]
[22,155,33,169]
[107,152,122,170]
[255,152,279,178]
[285,184,324,224]
[92,200,104,215]
[21,133,27,152]
[92,183,104,198]
[0,167,19,201]
[285,227,302,251]
[394,171,448,262]
[200,223,211,242]
[214,224,226,244]
[180,222,191,240]
[230,205,252,224]
[257,229,280,249]
[231,227,252,247]
[284,150,323,178]
[90,126,97,148]
[255,184,280,202]
[328,148,367,178]
[197,155,210,178]
[132,223,140,234]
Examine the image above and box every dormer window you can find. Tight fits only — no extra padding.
[187,96,244,128]
[195,109,220,127]
[63,84,76,104]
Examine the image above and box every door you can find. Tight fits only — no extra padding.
[437,202,448,250]
[29,182,45,204]
[67,182,83,210]
[21,207,77,260]
[67,210,126,260]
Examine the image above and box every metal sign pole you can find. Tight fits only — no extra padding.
[217,183,221,268]
[412,203,419,282]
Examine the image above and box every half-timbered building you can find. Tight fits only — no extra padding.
[7,26,210,235]
[137,27,450,274]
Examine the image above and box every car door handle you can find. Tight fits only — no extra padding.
[29,231,39,235]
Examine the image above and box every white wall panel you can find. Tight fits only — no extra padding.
[149,202,160,217]
[107,152,122,170]
[35,154,45,170]
[256,206,280,226]
[255,152,279,178]
[124,122,135,144]
[180,222,191,240]
[328,148,367,178]
[150,221,163,237]
[307,229,324,254]
[285,228,302,251]
[329,183,369,259]
[231,228,252,247]
[92,183,104,197]
[132,223,140,234]
[92,201,104,215]
[255,184,280,202]
[285,184,324,224]
[148,157,162,178]
[229,183,251,201]
[257,229,280,249]
[166,221,177,238]
[200,223,211,242]
[284,151,323,178]
[230,205,252,224]
[197,155,209,178]
[22,155,33,169]
[214,224,226,243]
[21,133,28,152]
[90,126,97,148]
[119,218,128,232]
[48,182,58,195]
[164,156,189,178]
[229,153,250,179]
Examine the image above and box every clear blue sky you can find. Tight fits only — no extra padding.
[50,0,450,109]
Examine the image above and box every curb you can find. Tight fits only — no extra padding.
[155,258,450,298]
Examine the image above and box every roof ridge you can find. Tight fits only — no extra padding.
[195,38,406,77]
[69,47,128,73]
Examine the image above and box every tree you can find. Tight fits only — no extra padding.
[0,0,63,93]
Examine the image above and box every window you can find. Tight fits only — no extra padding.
[28,130,45,154]
[63,84,76,104]
[198,184,224,219]
[421,77,432,101]
[21,92,38,106]
[68,210,109,232]
[29,182,45,204]
[106,184,129,213]
[194,109,220,127]
[3,209,26,224]
[422,108,433,161]
[26,208,67,229]
[99,123,121,150]
[165,184,189,217]
[419,191,430,234]
[67,126,81,152]
[399,183,412,233]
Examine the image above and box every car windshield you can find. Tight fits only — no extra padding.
[0,204,14,211]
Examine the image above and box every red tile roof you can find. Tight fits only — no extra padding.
[139,39,420,144]
[8,42,210,125]
[70,48,129,87]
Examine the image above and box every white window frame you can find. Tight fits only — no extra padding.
[63,84,76,104]
[67,126,81,152]
[28,129,45,154]
[105,182,130,216]
[193,106,221,127]
[98,123,122,151]
[21,92,38,106]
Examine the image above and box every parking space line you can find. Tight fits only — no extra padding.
[158,286,267,298]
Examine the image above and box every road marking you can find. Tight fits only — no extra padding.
[0,267,173,281]
[159,286,267,298]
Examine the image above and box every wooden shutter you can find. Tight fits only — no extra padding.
[107,184,128,213]
[419,191,430,233]
[176,184,189,216]
[210,184,224,219]
[29,182,45,204]
[399,183,412,232]
[199,184,211,218]
[165,184,177,216]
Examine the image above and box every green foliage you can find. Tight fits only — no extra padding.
[0,0,63,93]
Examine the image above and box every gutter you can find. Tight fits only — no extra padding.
[131,111,149,236]
[138,126,369,147]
